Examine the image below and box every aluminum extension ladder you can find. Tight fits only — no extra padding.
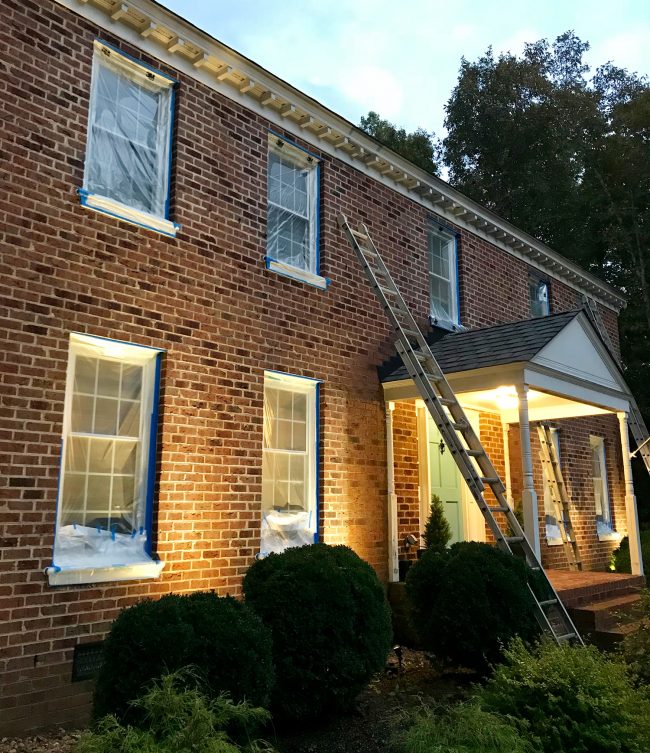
[537,424,582,571]
[338,213,583,646]
[581,294,650,477]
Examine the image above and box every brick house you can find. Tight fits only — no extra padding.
[0,0,645,733]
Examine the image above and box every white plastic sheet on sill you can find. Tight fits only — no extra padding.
[260,511,314,556]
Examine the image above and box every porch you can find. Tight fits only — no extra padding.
[380,310,645,581]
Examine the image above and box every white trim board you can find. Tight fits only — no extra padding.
[54,0,625,311]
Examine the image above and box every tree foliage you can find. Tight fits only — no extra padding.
[359,111,439,175]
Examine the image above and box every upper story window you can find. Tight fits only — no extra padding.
[261,371,319,555]
[47,334,164,586]
[529,276,550,317]
[265,136,329,290]
[79,41,179,238]
[428,222,459,328]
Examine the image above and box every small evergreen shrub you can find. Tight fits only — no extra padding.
[621,590,650,687]
[243,543,392,721]
[93,592,274,723]
[400,702,540,753]
[422,494,451,553]
[405,542,540,672]
[78,670,274,753]
[612,531,650,579]
[479,638,650,753]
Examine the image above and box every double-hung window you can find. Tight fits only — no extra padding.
[590,435,615,538]
[529,276,550,317]
[266,136,328,289]
[47,334,164,585]
[261,372,319,555]
[542,428,564,544]
[428,222,459,328]
[80,40,178,237]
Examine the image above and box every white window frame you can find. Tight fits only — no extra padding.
[47,333,164,585]
[261,371,319,555]
[265,136,329,290]
[529,276,550,317]
[590,435,616,539]
[428,222,459,328]
[80,40,179,237]
[542,428,564,545]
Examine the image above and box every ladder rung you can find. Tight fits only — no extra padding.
[557,632,577,642]
[451,421,468,431]
[402,329,421,340]
[465,449,485,457]
[506,536,524,544]
[488,506,509,513]
[351,228,369,241]
[480,476,500,484]
[539,599,558,607]
[378,285,397,297]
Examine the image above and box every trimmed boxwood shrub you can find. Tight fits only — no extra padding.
[93,592,274,723]
[243,543,392,721]
[479,638,650,753]
[405,542,540,672]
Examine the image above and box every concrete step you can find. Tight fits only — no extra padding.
[587,620,641,653]
[570,592,644,632]
[555,575,645,608]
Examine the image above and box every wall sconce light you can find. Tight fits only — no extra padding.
[404,533,419,549]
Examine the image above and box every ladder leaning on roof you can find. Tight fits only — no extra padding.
[338,213,583,646]
[537,423,582,571]
[581,294,650,478]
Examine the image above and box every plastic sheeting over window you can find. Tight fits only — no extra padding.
[83,41,174,220]
[428,224,458,327]
[50,334,162,583]
[267,138,318,274]
[261,372,318,556]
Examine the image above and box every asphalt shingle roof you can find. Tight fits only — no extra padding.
[380,310,582,382]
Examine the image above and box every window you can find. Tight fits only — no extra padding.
[542,428,564,544]
[79,40,179,237]
[261,372,319,554]
[47,334,163,585]
[266,136,328,289]
[529,276,550,317]
[590,435,615,537]
[428,222,459,328]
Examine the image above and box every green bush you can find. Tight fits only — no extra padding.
[612,531,650,578]
[479,638,650,753]
[400,702,540,753]
[243,543,392,721]
[405,542,540,673]
[78,670,274,753]
[422,494,451,553]
[93,592,274,723]
[621,590,650,687]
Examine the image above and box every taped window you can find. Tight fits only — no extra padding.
[83,41,175,224]
[543,428,564,543]
[261,372,318,555]
[267,138,319,273]
[590,435,614,536]
[529,276,550,317]
[51,334,163,581]
[428,223,459,328]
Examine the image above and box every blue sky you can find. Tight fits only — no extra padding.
[163,0,649,137]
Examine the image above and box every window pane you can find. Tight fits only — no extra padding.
[121,364,142,400]
[97,361,121,398]
[94,397,118,435]
[292,420,307,451]
[118,400,141,437]
[75,357,97,394]
[61,475,86,519]
[293,392,307,422]
[66,437,89,472]
[88,438,114,474]
[111,475,135,516]
[278,390,293,420]
[268,206,309,269]
[276,419,293,450]
[114,441,137,475]
[86,474,111,512]
[71,395,94,433]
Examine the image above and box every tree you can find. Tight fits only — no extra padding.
[422,494,451,553]
[359,111,439,175]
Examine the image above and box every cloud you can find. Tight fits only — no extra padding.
[588,28,650,75]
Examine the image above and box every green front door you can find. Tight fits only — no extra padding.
[428,416,464,543]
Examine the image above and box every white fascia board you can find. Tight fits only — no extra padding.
[55,0,625,311]
[523,367,630,413]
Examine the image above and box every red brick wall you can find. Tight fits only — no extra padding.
[392,402,421,560]
[0,0,626,733]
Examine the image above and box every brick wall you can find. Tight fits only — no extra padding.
[0,0,626,733]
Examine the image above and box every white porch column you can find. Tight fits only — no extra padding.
[386,401,400,583]
[618,411,644,576]
[516,385,541,559]
[501,419,514,508]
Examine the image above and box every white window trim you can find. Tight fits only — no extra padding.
[265,137,329,289]
[261,371,319,555]
[46,333,164,586]
[590,435,617,540]
[529,276,550,318]
[79,40,179,238]
[428,223,459,328]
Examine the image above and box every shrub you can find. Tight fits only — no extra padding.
[78,670,274,753]
[479,638,650,753]
[243,543,392,721]
[621,590,650,687]
[93,592,274,723]
[399,702,540,753]
[612,531,650,578]
[405,542,540,673]
[422,494,451,553]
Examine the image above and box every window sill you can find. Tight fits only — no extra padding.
[545,537,565,547]
[46,559,164,586]
[597,530,621,543]
[265,257,330,290]
[78,190,180,238]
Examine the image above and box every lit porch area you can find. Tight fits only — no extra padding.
[380,310,645,584]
